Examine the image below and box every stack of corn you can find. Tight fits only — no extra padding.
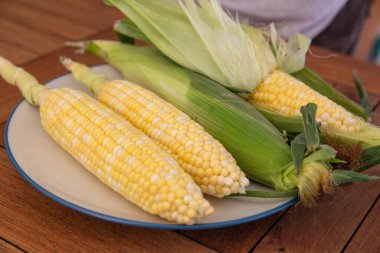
[60,57,249,198]
[0,55,215,225]
[70,40,341,205]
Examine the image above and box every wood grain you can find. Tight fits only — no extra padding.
[0,1,90,39]
[0,122,6,148]
[0,0,123,65]
[0,149,215,253]
[253,166,380,253]
[344,197,380,253]
[16,0,124,30]
[307,46,380,94]
[332,83,380,110]
[0,30,118,124]
[0,239,23,253]
[181,212,284,253]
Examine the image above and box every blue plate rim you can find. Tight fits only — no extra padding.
[4,68,298,230]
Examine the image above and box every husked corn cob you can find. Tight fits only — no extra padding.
[61,57,249,198]
[0,56,213,225]
[249,70,365,133]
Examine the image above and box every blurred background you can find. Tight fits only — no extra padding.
[0,0,379,65]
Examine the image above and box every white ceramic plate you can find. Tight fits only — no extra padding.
[5,65,297,230]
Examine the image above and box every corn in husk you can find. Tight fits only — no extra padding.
[107,0,380,149]
[74,40,342,204]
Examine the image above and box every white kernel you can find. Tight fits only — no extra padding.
[224,177,233,186]
[166,174,174,181]
[344,117,356,126]
[217,175,225,185]
[106,166,111,174]
[71,138,78,147]
[184,195,193,203]
[113,146,123,156]
[169,169,178,175]
[127,156,136,165]
[186,183,196,192]
[242,178,250,186]
[221,160,229,167]
[152,117,160,125]
[106,154,115,164]
[160,123,168,130]
[74,127,82,137]
[82,133,90,143]
[207,185,216,195]
[66,119,73,128]
[321,113,329,120]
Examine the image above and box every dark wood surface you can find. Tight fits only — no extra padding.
[0,1,379,252]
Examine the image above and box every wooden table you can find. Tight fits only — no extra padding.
[1,1,380,252]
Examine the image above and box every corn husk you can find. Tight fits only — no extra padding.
[73,40,380,203]
[108,0,380,150]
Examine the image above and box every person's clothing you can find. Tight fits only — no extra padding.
[220,0,348,39]
[312,0,372,54]
[220,0,371,54]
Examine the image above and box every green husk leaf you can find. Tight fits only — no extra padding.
[114,19,151,44]
[106,0,230,89]
[360,145,380,171]
[300,103,320,151]
[329,158,347,164]
[332,170,380,185]
[291,133,306,176]
[232,189,298,198]
[292,67,368,120]
[353,70,372,116]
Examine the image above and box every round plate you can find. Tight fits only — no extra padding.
[5,65,297,230]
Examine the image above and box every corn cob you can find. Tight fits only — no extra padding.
[249,70,364,133]
[60,57,249,198]
[107,0,380,148]
[72,40,343,205]
[0,56,213,225]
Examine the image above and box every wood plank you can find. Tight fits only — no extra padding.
[0,1,90,40]
[0,239,23,253]
[371,111,380,125]
[0,121,6,148]
[181,212,284,253]
[307,46,380,95]
[0,30,118,124]
[333,83,380,110]
[253,166,380,253]
[0,0,123,65]
[0,18,62,57]
[16,0,124,30]
[0,149,215,253]
[0,41,37,66]
[344,197,380,253]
